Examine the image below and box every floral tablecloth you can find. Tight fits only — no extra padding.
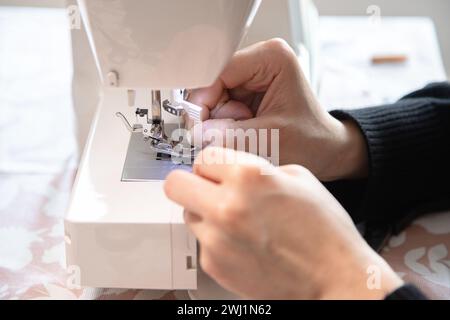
[0,169,186,300]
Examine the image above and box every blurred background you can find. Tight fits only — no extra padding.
[1,0,448,159]
[314,0,450,76]
[3,0,450,75]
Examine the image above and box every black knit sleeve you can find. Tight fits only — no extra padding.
[327,82,450,231]
[385,284,428,300]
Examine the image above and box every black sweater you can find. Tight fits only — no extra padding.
[328,82,450,300]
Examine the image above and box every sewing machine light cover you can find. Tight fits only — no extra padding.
[78,0,261,89]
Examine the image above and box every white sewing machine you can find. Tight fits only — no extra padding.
[65,0,318,297]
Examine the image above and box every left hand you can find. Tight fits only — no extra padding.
[185,39,368,181]
[164,147,403,299]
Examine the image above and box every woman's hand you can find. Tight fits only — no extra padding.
[187,38,368,181]
[164,147,403,299]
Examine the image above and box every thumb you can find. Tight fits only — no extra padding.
[210,99,253,121]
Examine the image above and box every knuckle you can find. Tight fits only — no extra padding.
[196,146,219,165]
[215,201,229,218]
[264,38,295,57]
[230,164,260,183]
[216,193,246,228]
[297,165,313,177]
[282,164,311,177]
[265,38,288,50]
[216,201,238,225]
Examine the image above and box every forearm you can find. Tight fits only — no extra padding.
[328,82,450,226]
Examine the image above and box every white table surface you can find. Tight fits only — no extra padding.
[318,16,448,110]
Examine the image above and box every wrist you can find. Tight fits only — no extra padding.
[321,116,369,181]
[317,245,404,300]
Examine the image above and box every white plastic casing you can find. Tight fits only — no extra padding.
[78,0,261,89]
[65,0,262,290]
[65,89,198,289]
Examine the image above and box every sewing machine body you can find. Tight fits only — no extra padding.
[65,0,318,295]
[65,88,198,289]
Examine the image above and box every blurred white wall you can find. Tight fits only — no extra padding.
[0,0,64,7]
[0,5,77,173]
[315,0,450,77]
[3,0,449,78]
[2,0,448,152]
[0,0,100,152]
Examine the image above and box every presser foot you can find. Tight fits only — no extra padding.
[115,112,198,161]
[146,138,197,160]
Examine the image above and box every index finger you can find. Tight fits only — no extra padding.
[164,170,221,217]
[193,147,271,183]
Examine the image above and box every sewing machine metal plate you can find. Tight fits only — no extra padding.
[122,132,192,182]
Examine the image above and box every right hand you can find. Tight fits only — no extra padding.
[165,147,403,299]
[187,38,368,181]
